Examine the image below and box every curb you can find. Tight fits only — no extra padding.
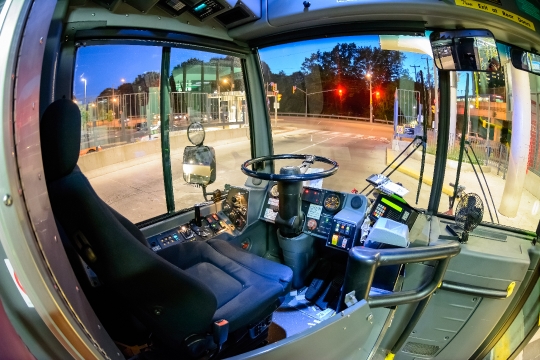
[386,150,454,196]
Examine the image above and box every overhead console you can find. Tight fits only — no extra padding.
[91,0,261,28]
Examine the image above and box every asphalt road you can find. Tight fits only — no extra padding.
[85,117,435,223]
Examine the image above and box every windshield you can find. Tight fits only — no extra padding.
[260,35,437,210]
[259,35,540,232]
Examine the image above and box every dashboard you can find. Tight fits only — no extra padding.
[145,181,419,256]
[260,183,368,252]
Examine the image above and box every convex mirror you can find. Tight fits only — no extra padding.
[183,123,216,186]
[511,48,540,75]
[430,29,500,72]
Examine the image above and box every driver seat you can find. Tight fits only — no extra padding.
[40,99,292,356]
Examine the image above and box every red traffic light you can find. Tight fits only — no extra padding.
[338,89,343,96]
[375,91,380,100]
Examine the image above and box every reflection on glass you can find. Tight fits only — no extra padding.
[430,30,499,72]
[182,146,216,186]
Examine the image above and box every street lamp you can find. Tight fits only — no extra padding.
[366,73,373,123]
[81,77,87,110]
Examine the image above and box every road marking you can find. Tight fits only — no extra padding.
[367,136,376,140]
[292,136,338,153]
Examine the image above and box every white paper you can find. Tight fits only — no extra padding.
[268,198,279,206]
[303,168,324,189]
[263,208,278,221]
[306,204,323,220]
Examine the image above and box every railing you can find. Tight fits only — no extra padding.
[426,130,510,179]
[276,112,393,124]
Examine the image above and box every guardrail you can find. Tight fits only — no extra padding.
[276,112,393,125]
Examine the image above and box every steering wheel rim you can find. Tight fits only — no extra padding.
[241,154,339,181]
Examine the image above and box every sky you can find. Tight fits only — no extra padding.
[73,45,228,101]
[74,35,440,101]
[259,35,434,80]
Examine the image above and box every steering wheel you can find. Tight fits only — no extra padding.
[241,154,339,181]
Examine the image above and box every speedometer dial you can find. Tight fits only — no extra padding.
[324,194,340,211]
[270,184,279,197]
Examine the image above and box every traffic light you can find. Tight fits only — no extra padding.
[338,89,343,97]
[277,94,282,102]
[271,83,277,92]
[375,91,380,100]
[293,85,296,94]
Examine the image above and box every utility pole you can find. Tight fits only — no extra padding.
[421,56,432,125]
[366,73,373,123]
[410,64,420,82]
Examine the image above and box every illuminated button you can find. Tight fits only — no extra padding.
[335,223,340,232]
[212,214,219,220]
[342,238,348,248]
[331,234,339,245]
[345,226,350,235]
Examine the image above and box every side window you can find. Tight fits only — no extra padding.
[73,45,166,223]
[73,45,251,223]
[168,49,250,211]
[441,43,540,231]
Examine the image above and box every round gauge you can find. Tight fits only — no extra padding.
[307,219,318,231]
[270,184,279,197]
[187,122,205,146]
[324,194,340,211]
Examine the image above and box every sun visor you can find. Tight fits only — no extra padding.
[379,35,433,57]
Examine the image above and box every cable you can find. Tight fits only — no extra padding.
[467,143,500,223]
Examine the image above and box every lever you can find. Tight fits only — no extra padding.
[194,203,202,226]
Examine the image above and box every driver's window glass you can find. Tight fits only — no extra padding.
[168,48,250,210]
[259,35,437,210]
[440,43,540,231]
[73,45,167,223]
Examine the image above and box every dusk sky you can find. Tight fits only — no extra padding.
[73,35,447,101]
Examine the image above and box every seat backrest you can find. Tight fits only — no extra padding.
[40,99,218,348]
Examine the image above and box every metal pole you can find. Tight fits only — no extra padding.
[305,92,308,119]
[369,77,373,123]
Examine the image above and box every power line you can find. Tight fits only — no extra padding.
[410,64,420,81]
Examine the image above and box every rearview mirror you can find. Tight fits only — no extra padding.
[183,146,216,186]
[511,48,540,75]
[430,29,500,72]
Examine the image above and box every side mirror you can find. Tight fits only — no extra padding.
[430,29,500,72]
[511,48,540,75]
[183,146,216,186]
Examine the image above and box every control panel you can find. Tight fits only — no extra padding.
[369,194,419,229]
[147,212,230,252]
[327,220,357,251]
[301,188,346,240]
[222,186,249,231]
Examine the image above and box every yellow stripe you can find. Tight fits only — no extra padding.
[386,151,454,196]
[455,0,535,31]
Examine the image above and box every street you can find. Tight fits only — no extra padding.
[84,116,539,232]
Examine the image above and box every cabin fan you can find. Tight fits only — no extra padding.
[448,193,484,243]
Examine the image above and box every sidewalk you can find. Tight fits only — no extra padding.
[386,148,540,232]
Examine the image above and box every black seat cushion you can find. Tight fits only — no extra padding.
[159,239,292,332]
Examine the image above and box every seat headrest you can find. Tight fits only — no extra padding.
[40,99,81,182]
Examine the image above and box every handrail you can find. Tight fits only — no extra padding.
[276,112,393,124]
[342,239,461,309]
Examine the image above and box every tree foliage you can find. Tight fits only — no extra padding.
[266,43,408,119]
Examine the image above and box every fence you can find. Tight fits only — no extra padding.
[276,112,393,124]
[426,129,509,178]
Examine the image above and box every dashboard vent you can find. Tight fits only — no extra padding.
[215,7,250,26]
[402,341,440,356]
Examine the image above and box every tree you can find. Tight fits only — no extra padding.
[297,43,406,118]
